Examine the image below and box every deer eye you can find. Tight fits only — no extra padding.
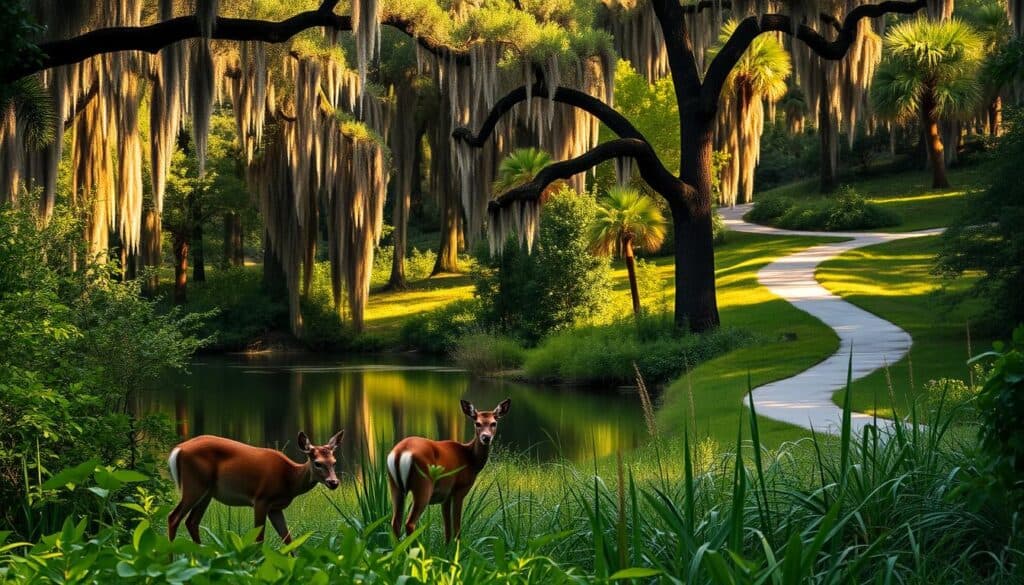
[475,422,482,428]
[490,422,496,429]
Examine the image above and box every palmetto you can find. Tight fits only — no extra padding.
[589,187,667,316]
[871,17,983,188]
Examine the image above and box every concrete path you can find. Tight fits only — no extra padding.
[719,205,943,434]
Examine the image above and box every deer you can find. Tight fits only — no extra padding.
[166,430,344,544]
[386,398,510,542]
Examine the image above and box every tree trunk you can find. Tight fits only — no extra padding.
[172,232,189,304]
[674,118,721,333]
[818,68,839,193]
[921,83,950,189]
[262,230,287,303]
[223,211,244,267]
[623,237,641,316]
[141,209,161,295]
[432,188,460,275]
[192,222,206,282]
[987,95,1001,137]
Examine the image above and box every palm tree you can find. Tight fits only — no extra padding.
[966,1,1014,136]
[712,20,791,206]
[492,147,562,201]
[871,18,983,188]
[589,187,667,316]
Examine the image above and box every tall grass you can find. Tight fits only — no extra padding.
[2,369,1021,583]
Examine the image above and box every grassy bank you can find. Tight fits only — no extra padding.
[753,162,992,232]
[6,396,1018,583]
[656,232,843,447]
[817,235,991,417]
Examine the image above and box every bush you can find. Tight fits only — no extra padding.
[452,333,527,374]
[936,111,1024,331]
[523,314,756,384]
[746,186,901,231]
[398,299,482,354]
[0,203,204,537]
[971,326,1024,519]
[172,267,287,350]
[371,246,437,286]
[474,187,612,343]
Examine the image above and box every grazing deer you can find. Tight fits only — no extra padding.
[386,398,510,541]
[167,430,344,543]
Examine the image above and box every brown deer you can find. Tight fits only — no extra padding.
[386,398,510,541]
[167,430,344,543]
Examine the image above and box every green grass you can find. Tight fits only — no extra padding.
[817,235,990,418]
[755,162,992,232]
[657,231,844,447]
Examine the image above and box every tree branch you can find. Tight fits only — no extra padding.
[4,5,464,83]
[489,138,687,213]
[452,82,647,146]
[700,0,926,110]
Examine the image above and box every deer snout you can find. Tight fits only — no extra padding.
[325,477,340,490]
[480,433,493,445]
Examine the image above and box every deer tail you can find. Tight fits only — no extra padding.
[386,450,414,493]
[168,447,182,491]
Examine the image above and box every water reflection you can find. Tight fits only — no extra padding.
[142,354,650,469]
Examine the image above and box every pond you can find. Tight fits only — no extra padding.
[141,354,652,470]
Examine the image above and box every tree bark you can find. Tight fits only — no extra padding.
[987,95,1001,138]
[433,192,460,275]
[624,237,641,316]
[192,221,206,282]
[223,211,244,267]
[921,83,950,189]
[818,67,839,193]
[173,232,189,304]
[141,209,162,295]
[675,118,721,333]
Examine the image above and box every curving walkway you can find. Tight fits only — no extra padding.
[719,205,943,434]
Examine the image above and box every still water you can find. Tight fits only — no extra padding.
[142,354,650,469]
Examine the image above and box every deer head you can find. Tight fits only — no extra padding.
[461,398,511,446]
[297,430,344,489]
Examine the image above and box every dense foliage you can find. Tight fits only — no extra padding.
[971,326,1024,521]
[0,203,204,537]
[1,375,1021,583]
[936,111,1024,331]
[474,188,611,343]
[746,186,902,231]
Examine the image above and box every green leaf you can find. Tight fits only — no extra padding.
[41,458,99,490]
[610,567,662,580]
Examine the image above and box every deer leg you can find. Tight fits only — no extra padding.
[441,498,453,543]
[254,502,269,542]
[268,509,291,544]
[451,489,468,541]
[404,480,432,536]
[167,485,204,541]
[184,492,212,543]
[389,478,406,538]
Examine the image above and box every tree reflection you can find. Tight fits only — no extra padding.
[140,355,648,467]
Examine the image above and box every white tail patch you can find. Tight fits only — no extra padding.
[386,451,414,492]
[168,447,182,491]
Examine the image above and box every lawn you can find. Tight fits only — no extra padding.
[655,231,844,447]
[816,235,990,417]
[754,161,992,232]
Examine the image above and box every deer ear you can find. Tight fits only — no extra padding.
[493,398,511,419]
[460,400,477,418]
[327,430,344,451]
[297,431,312,453]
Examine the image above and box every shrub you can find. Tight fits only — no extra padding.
[452,333,527,374]
[936,111,1024,331]
[173,266,287,350]
[474,187,612,343]
[0,203,204,536]
[971,326,1024,519]
[398,299,482,354]
[523,314,756,384]
[746,186,901,231]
